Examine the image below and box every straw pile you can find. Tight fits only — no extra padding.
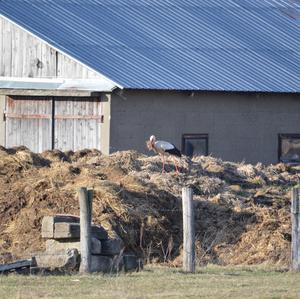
[0,146,299,267]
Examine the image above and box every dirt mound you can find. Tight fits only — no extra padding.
[0,148,299,267]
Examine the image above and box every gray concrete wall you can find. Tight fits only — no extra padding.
[110,90,300,164]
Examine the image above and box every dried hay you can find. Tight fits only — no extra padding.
[0,148,299,267]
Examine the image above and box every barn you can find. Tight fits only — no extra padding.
[0,0,300,164]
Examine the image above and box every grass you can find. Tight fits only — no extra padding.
[1,265,300,299]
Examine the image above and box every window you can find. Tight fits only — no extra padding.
[278,134,300,163]
[182,134,208,157]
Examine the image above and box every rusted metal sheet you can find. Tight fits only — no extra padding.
[5,113,51,119]
[54,115,103,122]
[5,113,103,121]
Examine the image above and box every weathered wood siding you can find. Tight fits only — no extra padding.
[5,96,52,152]
[0,96,5,146]
[54,98,102,151]
[0,17,101,79]
[5,96,102,152]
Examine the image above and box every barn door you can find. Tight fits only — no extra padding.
[54,97,102,151]
[5,96,52,152]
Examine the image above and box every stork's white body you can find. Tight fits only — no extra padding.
[152,140,175,155]
[147,135,181,173]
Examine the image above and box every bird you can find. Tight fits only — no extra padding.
[146,135,181,174]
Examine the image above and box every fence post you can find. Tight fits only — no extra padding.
[182,187,195,273]
[291,187,300,270]
[79,187,93,273]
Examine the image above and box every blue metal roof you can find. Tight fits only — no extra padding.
[1,0,300,92]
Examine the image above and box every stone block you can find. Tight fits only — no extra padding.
[91,225,108,240]
[90,255,112,273]
[41,215,80,238]
[54,222,80,239]
[90,255,123,273]
[46,238,102,254]
[42,215,108,240]
[123,255,143,272]
[101,238,124,256]
[34,248,79,270]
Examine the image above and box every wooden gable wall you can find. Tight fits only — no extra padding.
[0,17,102,79]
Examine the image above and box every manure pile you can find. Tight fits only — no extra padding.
[0,146,299,267]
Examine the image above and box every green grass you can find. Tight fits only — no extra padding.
[1,265,300,299]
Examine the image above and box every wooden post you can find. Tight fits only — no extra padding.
[182,187,195,273]
[291,187,300,270]
[79,187,93,273]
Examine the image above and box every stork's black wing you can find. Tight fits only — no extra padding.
[165,145,181,157]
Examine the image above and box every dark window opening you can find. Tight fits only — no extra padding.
[182,134,208,157]
[278,134,300,163]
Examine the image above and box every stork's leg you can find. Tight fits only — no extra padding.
[161,155,166,173]
[172,156,180,174]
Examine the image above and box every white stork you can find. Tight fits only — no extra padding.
[146,135,181,174]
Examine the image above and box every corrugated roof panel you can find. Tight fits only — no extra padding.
[1,0,300,91]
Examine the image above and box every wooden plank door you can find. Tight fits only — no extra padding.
[54,97,102,151]
[5,96,52,152]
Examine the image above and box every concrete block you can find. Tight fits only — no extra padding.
[123,255,143,272]
[41,215,80,238]
[90,255,112,273]
[90,255,123,273]
[34,249,79,270]
[101,238,124,256]
[91,225,108,240]
[42,216,108,240]
[91,238,103,254]
[54,222,80,239]
[46,238,102,254]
